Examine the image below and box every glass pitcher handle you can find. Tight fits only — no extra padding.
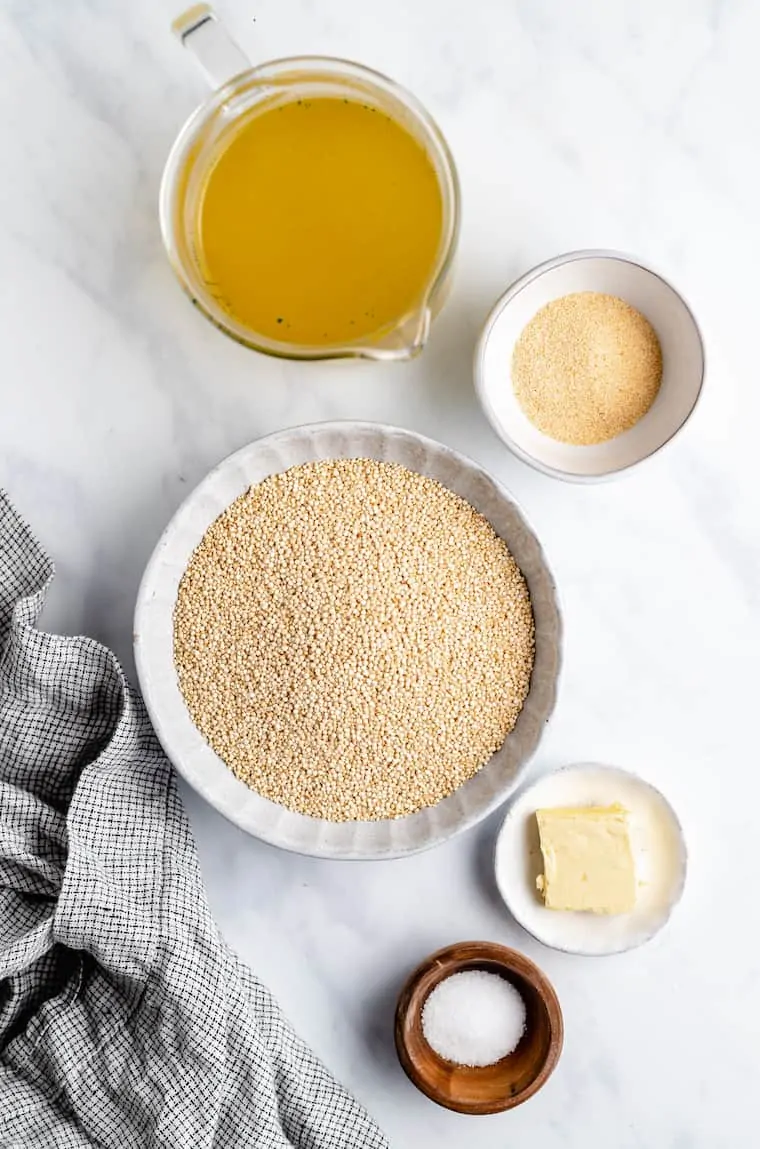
[172,5,251,90]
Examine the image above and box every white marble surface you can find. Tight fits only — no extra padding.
[1,0,758,1144]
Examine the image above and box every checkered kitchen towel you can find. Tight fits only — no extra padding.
[0,492,388,1149]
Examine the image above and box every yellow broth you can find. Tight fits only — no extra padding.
[196,96,444,346]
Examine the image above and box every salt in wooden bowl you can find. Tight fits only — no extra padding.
[394,940,563,1114]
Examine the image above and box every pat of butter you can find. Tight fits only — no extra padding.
[535,804,636,915]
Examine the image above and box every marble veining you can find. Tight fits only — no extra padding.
[1,0,758,1145]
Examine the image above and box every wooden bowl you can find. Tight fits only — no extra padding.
[394,941,563,1114]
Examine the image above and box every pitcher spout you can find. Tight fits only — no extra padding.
[355,306,432,363]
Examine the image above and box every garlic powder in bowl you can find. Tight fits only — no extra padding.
[475,250,704,481]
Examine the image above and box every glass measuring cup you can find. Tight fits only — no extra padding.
[161,6,461,361]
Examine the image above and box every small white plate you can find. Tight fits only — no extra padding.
[494,763,687,955]
[475,250,705,482]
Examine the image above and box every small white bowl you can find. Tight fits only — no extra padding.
[475,250,705,482]
[134,421,562,860]
[494,763,687,955]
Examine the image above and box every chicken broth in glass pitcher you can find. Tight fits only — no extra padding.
[196,96,444,347]
[161,7,460,361]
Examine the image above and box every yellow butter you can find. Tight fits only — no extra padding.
[535,804,636,915]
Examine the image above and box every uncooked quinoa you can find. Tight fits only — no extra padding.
[511,292,663,446]
[173,459,535,822]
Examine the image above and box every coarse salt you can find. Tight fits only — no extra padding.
[421,969,527,1067]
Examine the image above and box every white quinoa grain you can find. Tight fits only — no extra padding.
[173,459,535,822]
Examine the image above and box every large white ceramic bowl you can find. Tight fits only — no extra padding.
[134,421,562,859]
[475,250,705,482]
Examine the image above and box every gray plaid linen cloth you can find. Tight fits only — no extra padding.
[0,492,388,1149]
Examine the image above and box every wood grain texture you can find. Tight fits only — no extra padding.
[394,941,564,1115]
